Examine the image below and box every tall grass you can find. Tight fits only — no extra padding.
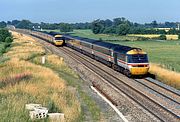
[32,54,101,121]
[149,63,180,89]
[0,32,81,121]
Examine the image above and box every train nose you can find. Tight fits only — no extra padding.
[130,67,149,75]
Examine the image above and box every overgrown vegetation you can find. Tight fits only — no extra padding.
[149,63,180,89]
[0,29,13,55]
[0,32,82,121]
[0,31,102,121]
[0,21,7,28]
[157,34,167,40]
[32,55,101,121]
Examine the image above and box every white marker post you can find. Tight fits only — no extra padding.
[42,56,46,64]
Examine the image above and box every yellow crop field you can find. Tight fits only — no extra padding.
[128,34,160,38]
[166,35,178,40]
[128,34,179,40]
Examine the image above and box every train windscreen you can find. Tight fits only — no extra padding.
[55,37,64,40]
[127,54,148,63]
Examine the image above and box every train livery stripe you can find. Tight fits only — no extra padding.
[94,50,113,59]
[118,60,127,64]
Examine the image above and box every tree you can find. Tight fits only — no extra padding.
[159,34,166,40]
[11,20,21,26]
[0,21,7,28]
[103,26,116,34]
[92,20,104,34]
[104,19,113,27]
[168,28,178,35]
[113,18,123,26]
[0,29,12,42]
[152,20,158,28]
[116,24,130,35]
[16,20,32,29]
[5,37,13,43]
[59,23,73,33]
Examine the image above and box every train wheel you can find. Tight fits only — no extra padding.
[124,69,131,78]
[112,64,116,70]
[127,71,132,78]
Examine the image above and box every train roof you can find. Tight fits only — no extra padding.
[93,41,117,48]
[94,41,138,53]
[112,45,137,53]
[45,32,142,54]
[64,35,141,53]
[55,35,62,38]
[64,35,99,43]
[48,31,60,36]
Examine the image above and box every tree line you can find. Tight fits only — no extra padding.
[91,18,180,35]
[1,18,180,35]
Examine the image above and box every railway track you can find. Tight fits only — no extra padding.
[60,46,179,122]
[135,78,180,105]
[14,30,180,122]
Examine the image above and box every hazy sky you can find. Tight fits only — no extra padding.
[1,0,180,23]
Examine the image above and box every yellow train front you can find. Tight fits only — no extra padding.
[53,35,65,46]
[126,49,149,76]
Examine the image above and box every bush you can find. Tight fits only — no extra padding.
[178,34,180,39]
[137,37,149,41]
[158,34,166,40]
[0,29,12,42]
[0,29,13,55]
[5,37,13,43]
[4,43,11,48]
[0,46,6,53]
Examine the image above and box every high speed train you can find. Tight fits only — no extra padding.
[64,35,149,77]
[29,30,65,46]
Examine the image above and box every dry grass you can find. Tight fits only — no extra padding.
[128,34,178,40]
[5,32,45,60]
[0,32,81,121]
[149,63,180,89]
[47,54,64,66]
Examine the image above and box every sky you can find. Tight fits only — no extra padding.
[1,0,180,23]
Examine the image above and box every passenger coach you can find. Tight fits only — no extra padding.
[64,35,149,77]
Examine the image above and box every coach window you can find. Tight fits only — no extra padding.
[81,42,90,48]
[117,53,126,61]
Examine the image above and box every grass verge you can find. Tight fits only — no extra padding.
[0,32,82,121]
[32,54,101,121]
